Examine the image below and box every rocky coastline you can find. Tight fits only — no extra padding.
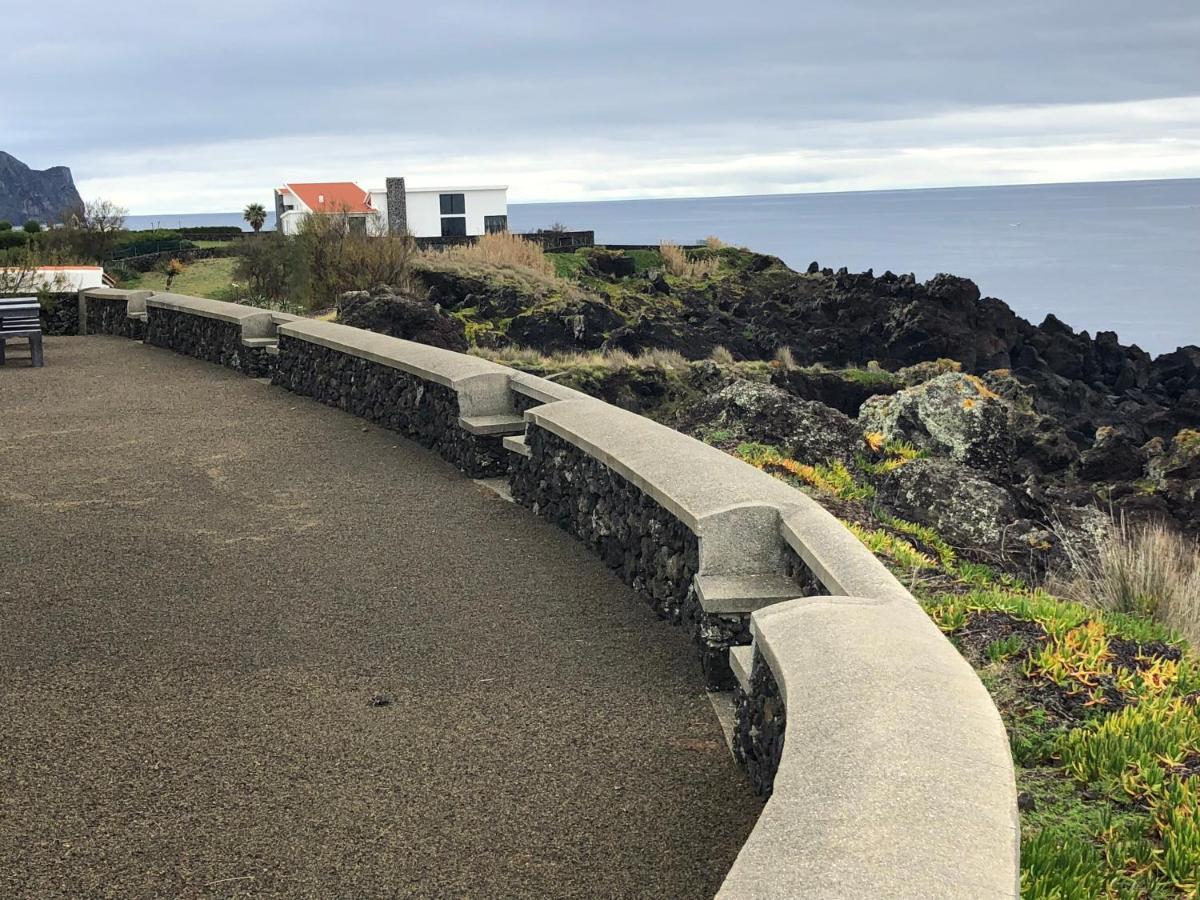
[334,245,1200,573]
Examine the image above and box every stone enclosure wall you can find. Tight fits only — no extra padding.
[145,306,270,377]
[510,425,819,690]
[272,336,507,477]
[83,294,147,340]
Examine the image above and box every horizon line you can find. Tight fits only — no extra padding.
[123,174,1200,218]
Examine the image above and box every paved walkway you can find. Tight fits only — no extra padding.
[0,337,762,899]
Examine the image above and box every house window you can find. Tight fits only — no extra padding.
[439,193,465,215]
[441,216,467,237]
[484,215,508,234]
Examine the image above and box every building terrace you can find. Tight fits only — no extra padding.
[0,291,1021,898]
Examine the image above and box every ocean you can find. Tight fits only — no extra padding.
[126,178,1200,355]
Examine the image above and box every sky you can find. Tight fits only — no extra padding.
[3,1,1198,214]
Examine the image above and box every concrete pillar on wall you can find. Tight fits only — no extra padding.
[386,177,407,235]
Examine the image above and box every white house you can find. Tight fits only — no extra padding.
[0,265,106,292]
[274,178,508,238]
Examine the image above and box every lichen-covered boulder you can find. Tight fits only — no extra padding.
[337,286,468,351]
[685,379,863,465]
[1147,429,1200,484]
[859,372,1015,473]
[876,458,1028,552]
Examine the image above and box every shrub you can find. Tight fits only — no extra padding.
[233,232,307,307]
[0,221,11,231]
[180,226,245,240]
[0,230,29,251]
[704,235,726,250]
[1051,517,1200,644]
[297,211,414,310]
[710,345,736,365]
[22,220,41,234]
[659,241,719,279]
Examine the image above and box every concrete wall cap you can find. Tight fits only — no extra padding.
[509,372,592,405]
[278,318,514,416]
[82,288,146,301]
[81,288,152,318]
[719,594,1021,899]
[781,508,918,607]
[525,398,807,530]
[147,293,276,337]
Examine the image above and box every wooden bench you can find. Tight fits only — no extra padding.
[0,297,44,367]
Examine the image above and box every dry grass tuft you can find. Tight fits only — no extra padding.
[710,345,736,365]
[425,232,556,278]
[659,241,719,280]
[773,346,797,370]
[473,345,689,372]
[704,235,727,250]
[1051,517,1200,644]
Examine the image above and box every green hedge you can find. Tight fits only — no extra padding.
[180,226,245,240]
[0,231,29,250]
[107,238,196,260]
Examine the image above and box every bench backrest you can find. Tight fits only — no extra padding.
[0,297,41,335]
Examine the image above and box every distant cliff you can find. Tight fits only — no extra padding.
[0,151,83,224]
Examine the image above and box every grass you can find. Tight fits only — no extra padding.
[121,257,238,299]
[1051,518,1200,644]
[659,241,719,279]
[422,231,557,278]
[472,345,691,373]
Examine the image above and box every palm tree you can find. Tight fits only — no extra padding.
[243,203,267,233]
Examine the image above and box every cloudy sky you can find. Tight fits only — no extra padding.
[3,0,1198,213]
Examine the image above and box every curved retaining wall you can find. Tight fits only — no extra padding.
[79,288,1021,898]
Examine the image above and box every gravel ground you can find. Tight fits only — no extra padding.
[0,337,762,899]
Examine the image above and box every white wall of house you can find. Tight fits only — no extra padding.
[278,209,306,236]
[404,187,508,238]
[277,207,385,236]
[1,266,105,291]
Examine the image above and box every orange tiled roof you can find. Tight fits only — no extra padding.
[282,182,373,214]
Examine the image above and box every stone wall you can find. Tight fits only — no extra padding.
[145,307,270,376]
[272,335,507,477]
[510,424,818,689]
[87,297,147,340]
[511,425,701,622]
[37,293,79,335]
[732,649,785,797]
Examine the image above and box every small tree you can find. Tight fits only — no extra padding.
[0,221,11,231]
[23,220,41,234]
[53,198,128,261]
[243,203,267,233]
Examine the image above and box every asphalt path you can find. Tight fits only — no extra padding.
[0,336,762,899]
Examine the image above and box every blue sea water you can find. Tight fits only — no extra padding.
[127,179,1200,355]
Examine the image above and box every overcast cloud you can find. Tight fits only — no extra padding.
[3,0,1198,212]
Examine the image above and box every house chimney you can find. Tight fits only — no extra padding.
[385,177,407,235]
